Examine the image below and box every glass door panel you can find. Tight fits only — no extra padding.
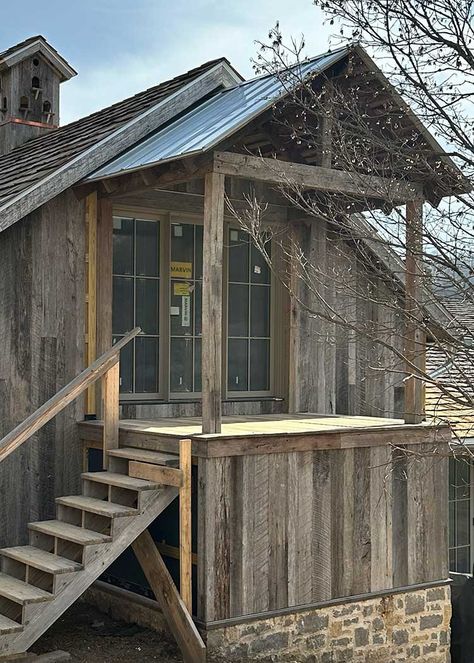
[169,222,203,394]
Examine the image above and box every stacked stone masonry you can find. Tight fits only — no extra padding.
[206,584,451,662]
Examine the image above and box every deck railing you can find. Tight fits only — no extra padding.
[0,327,141,464]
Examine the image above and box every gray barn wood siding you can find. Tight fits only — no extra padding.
[0,190,85,546]
[294,217,404,418]
[197,443,448,622]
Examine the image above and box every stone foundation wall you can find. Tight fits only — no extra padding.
[206,583,451,662]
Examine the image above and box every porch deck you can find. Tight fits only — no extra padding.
[78,412,448,458]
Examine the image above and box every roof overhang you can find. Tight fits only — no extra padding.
[86,47,351,182]
[0,59,240,234]
[350,44,471,201]
[0,36,77,82]
[86,44,469,205]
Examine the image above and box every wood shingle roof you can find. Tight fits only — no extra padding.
[0,56,236,231]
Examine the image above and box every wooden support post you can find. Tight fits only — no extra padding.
[96,197,113,416]
[132,530,206,663]
[85,191,97,416]
[288,222,303,414]
[202,170,225,434]
[102,362,120,468]
[405,198,425,424]
[179,438,192,613]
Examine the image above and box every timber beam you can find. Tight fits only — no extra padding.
[212,151,423,203]
[76,150,423,205]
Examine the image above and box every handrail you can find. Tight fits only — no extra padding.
[0,327,141,464]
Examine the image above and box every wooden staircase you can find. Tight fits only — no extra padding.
[0,329,204,662]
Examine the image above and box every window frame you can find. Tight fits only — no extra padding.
[112,211,166,402]
[168,213,204,400]
[226,224,274,398]
[448,455,473,574]
[112,207,277,402]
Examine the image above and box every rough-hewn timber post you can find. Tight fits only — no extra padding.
[405,198,425,424]
[85,191,97,416]
[288,220,304,414]
[202,169,225,433]
[96,196,113,417]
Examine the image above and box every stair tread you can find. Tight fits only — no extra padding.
[0,573,52,605]
[57,495,137,517]
[82,471,160,490]
[29,520,111,545]
[0,613,22,634]
[108,447,179,467]
[0,546,82,574]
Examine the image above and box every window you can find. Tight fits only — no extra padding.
[19,96,29,110]
[169,222,203,394]
[112,215,274,400]
[227,229,271,393]
[112,217,160,395]
[449,457,472,573]
[32,76,40,89]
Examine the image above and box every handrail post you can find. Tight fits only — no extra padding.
[179,438,192,613]
[102,361,120,469]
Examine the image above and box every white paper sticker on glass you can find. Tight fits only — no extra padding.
[182,296,191,327]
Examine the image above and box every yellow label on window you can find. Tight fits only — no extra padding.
[174,282,190,296]
[171,261,192,278]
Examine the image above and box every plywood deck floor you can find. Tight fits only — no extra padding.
[100,413,418,439]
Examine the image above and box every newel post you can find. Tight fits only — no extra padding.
[102,361,120,468]
[404,197,425,424]
[201,168,225,434]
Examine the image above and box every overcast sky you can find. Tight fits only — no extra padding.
[1,0,332,125]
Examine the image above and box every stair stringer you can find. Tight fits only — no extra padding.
[0,486,179,657]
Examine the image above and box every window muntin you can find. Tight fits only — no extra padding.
[112,215,274,400]
[169,222,203,394]
[227,229,271,393]
[449,457,472,573]
[112,217,160,395]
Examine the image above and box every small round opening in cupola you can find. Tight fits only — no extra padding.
[32,57,39,66]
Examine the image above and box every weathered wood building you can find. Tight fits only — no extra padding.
[0,36,467,661]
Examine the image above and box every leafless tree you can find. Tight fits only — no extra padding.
[228,3,474,450]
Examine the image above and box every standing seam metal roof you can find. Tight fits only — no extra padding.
[88,47,350,181]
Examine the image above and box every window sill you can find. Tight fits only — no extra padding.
[119,396,284,406]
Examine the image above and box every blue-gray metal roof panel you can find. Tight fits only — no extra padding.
[88,48,349,180]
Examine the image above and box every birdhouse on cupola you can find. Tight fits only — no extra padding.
[0,35,77,155]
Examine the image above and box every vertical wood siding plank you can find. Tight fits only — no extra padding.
[392,447,408,587]
[213,457,232,620]
[352,447,371,594]
[268,453,288,610]
[370,445,393,591]
[252,455,270,613]
[312,450,332,601]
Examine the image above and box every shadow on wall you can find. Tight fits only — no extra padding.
[451,570,474,663]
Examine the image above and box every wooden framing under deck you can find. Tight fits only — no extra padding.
[78,413,450,626]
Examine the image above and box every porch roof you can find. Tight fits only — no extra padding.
[87,47,349,181]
